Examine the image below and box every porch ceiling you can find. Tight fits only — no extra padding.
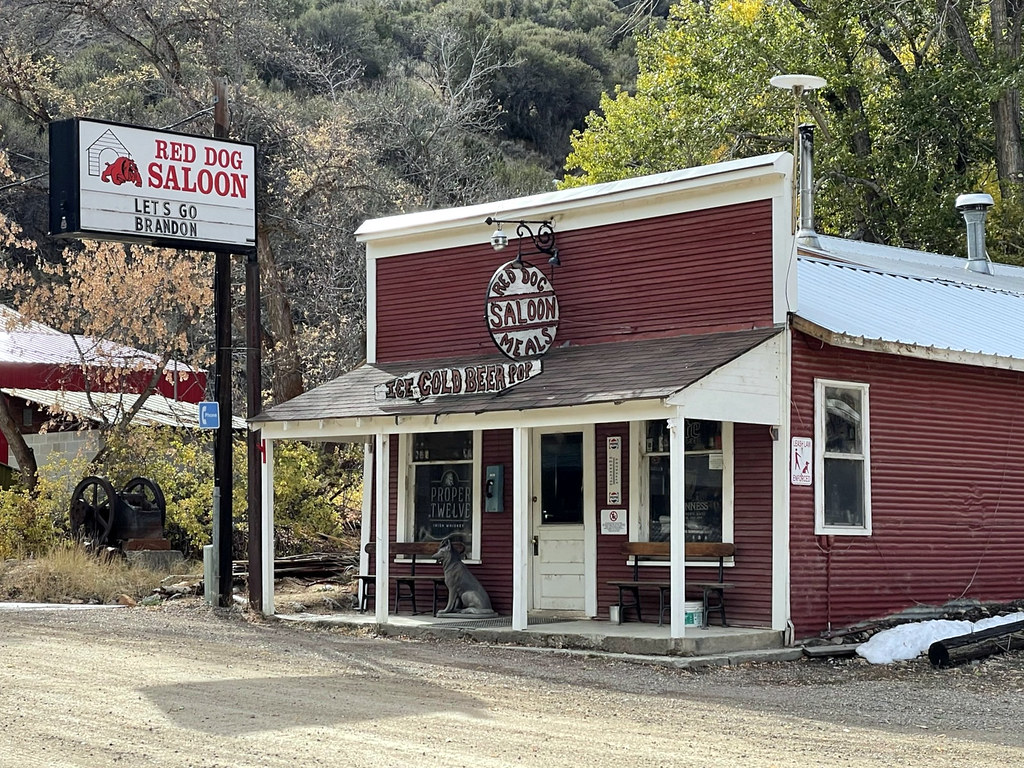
[252,326,783,428]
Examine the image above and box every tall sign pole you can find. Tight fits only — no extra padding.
[246,234,263,611]
[212,77,234,607]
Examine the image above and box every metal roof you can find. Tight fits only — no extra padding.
[0,305,196,372]
[796,243,1024,362]
[253,327,782,424]
[804,235,1024,291]
[4,388,246,429]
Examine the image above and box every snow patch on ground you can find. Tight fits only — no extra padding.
[857,612,1024,664]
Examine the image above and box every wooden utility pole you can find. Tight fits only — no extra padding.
[246,227,263,611]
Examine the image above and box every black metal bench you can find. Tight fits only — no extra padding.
[607,541,735,627]
[361,540,464,616]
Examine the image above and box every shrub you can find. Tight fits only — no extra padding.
[0,486,57,559]
[92,428,362,558]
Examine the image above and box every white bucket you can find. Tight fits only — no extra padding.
[684,600,704,627]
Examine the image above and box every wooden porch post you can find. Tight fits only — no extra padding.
[260,437,275,616]
[669,414,687,638]
[512,427,529,631]
[374,433,391,623]
[358,439,373,612]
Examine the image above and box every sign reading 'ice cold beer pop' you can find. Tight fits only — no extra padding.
[48,118,256,252]
[375,360,541,401]
[485,260,559,360]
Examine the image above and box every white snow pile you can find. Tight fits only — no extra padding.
[855,611,1024,664]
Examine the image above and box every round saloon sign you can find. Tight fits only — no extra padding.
[486,260,559,360]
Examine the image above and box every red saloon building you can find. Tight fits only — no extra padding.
[253,151,1024,640]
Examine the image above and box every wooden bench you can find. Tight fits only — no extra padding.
[607,541,735,627]
[361,540,464,616]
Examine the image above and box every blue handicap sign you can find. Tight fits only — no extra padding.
[198,401,220,429]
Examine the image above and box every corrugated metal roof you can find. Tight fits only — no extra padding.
[253,327,782,424]
[4,388,246,429]
[796,255,1024,360]
[806,234,1024,289]
[0,304,195,371]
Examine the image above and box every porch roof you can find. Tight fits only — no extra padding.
[252,326,782,426]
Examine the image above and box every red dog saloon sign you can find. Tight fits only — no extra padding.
[48,118,256,252]
[486,260,559,360]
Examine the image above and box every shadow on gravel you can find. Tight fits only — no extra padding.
[143,673,487,735]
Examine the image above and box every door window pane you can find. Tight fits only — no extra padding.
[540,432,583,524]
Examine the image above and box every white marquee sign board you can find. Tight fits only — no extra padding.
[49,118,256,251]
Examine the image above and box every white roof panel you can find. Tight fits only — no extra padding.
[796,256,1024,361]
[4,388,246,429]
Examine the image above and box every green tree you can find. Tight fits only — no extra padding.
[563,0,1020,259]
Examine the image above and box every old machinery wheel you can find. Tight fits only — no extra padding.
[69,476,118,545]
[122,477,167,529]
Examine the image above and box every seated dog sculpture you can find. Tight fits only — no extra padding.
[432,537,498,617]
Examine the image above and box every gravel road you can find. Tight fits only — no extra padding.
[1,599,1023,767]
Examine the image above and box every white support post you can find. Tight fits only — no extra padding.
[772,330,794,632]
[669,414,687,638]
[374,433,391,623]
[511,427,529,631]
[358,440,373,610]
[260,438,275,616]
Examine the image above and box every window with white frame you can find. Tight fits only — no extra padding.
[632,419,732,543]
[815,380,871,535]
[400,431,481,558]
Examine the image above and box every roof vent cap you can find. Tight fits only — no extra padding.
[955,193,994,211]
[955,193,994,275]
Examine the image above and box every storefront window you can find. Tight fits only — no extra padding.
[643,420,724,542]
[815,381,871,535]
[411,432,474,545]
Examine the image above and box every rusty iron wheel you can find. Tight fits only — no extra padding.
[122,477,167,530]
[69,476,118,546]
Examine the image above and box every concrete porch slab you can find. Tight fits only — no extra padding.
[276,609,787,659]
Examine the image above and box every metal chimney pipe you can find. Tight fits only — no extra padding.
[797,123,820,249]
[955,193,995,275]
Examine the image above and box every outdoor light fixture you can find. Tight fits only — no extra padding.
[485,217,560,269]
[490,222,509,250]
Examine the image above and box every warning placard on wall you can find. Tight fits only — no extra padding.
[601,509,627,535]
[791,436,812,485]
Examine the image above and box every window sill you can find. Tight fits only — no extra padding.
[814,525,871,537]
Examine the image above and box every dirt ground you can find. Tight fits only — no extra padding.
[2,593,1024,768]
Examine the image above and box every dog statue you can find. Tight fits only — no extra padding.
[432,537,498,618]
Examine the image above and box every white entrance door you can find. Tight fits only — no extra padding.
[531,428,591,611]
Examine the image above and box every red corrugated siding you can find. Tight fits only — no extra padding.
[477,429,514,612]
[731,422,774,626]
[375,201,775,362]
[596,423,633,618]
[790,332,1024,637]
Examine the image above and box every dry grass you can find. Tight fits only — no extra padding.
[0,545,170,604]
